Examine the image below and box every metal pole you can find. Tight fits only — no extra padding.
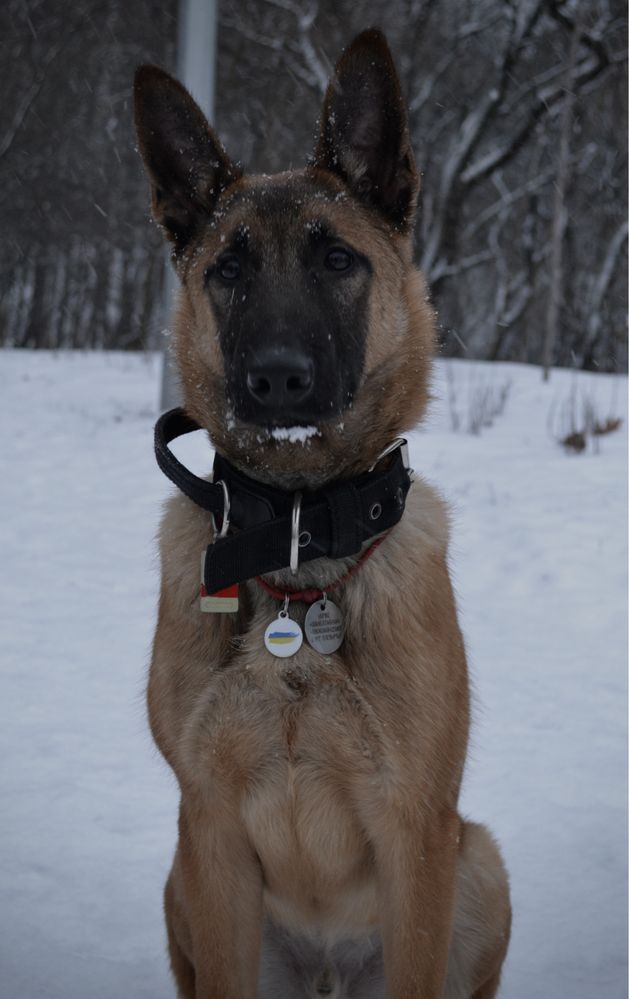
[160,0,217,411]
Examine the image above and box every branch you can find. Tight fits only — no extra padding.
[420,0,546,273]
[459,52,604,186]
[544,0,610,65]
[220,9,284,54]
[459,135,595,244]
[408,51,456,116]
[0,38,65,161]
[430,248,495,283]
[401,0,440,104]
[584,221,629,345]
[265,0,329,95]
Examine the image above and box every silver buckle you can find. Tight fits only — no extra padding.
[369,437,413,477]
[290,491,303,575]
[210,479,231,539]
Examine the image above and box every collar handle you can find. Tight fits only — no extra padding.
[154,408,225,515]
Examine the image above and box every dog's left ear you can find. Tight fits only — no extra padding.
[314,29,418,231]
[133,65,241,252]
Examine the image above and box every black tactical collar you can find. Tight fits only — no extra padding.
[155,408,413,593]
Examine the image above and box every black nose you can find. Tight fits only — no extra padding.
[246,349,314,408]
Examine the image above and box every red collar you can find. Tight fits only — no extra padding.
[255,533,388,604]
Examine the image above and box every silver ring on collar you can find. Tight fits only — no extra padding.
[290,491,303,575]
[210,479,231,539]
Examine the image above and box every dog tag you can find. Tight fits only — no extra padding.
[305,595,345,654]
[264,608,303,658]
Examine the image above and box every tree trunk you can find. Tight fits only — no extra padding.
[542,6,583,381]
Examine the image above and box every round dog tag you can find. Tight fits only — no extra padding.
[264,610,303,658]
[305,596,345,654]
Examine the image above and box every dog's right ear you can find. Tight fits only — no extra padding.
[133,66,240,252]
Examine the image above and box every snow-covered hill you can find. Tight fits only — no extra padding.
[0,350,626,998]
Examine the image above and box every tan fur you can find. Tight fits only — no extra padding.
[150,467,510,997]
[138,32,511,999]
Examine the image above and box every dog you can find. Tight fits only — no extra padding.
[134,28,511,999]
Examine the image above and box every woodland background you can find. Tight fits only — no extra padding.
[1,0,627,371]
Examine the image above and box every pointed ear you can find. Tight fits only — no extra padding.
[133,65,241,252]
[314,29,418,231]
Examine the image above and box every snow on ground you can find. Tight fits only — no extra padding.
[0,349,626,998]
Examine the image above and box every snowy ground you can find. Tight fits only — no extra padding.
[0,349,626,998]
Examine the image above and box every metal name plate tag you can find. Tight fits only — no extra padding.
[305,596,345,654]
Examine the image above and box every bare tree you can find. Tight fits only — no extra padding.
[0,0,176,350]
[1,0,626,373]
[216,0,627,371]
[543,3,584,381]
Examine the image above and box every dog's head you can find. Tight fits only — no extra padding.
[134,29,434,488]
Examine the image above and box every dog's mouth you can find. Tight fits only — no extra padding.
[267,425,321,444]
[227,392,350,436]
[223,407,340,447]
[212,401,354,489]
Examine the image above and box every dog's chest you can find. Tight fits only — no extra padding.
[192,644,388,930]
[246,672,382,930]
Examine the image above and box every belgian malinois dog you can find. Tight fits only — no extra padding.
[134,28,511,999]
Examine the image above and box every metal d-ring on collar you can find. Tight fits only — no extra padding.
[290,490,303,575]
[369,437,412,477]
[210,479,231,539]
[290,440,410,575]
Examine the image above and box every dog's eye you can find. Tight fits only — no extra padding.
[325,248,353,272]
[216,255,241,281]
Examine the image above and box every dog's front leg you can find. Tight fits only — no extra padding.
[376,808,460,999]
[177,794,264,999]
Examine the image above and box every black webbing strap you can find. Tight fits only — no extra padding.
[154,408,412,592]
[154,409,224,515]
